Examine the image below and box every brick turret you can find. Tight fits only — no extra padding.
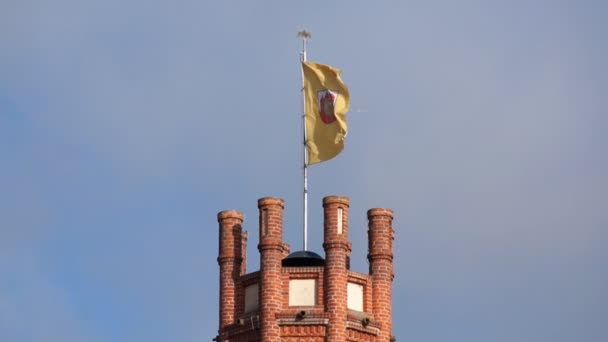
[215,197,395,342]
[368,208,395,341]
[217,210,246,331]
[323,196,351,341]
[257,197,288,342]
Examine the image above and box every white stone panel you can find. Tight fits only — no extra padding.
[337,208,343,234]
[289,279,317,306]
[244,283,259,312]
[347,282,364,312]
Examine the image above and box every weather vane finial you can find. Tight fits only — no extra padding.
[297,30,311,63]
[297,30,311,40]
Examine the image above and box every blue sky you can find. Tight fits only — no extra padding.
[1,1,607,341]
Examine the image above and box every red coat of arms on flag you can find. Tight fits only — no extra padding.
[318,89,338,124]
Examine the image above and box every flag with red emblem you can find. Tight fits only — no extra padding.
[301,61,350,165]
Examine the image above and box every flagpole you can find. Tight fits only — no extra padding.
[298,30,311,251]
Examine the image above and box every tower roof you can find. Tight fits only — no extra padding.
[281,250,325,267]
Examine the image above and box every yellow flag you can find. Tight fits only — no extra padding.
[302,61,350,165]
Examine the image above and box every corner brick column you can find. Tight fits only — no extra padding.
[368,208,395,342]
[257,197,285,342]
[240,230,248,276]
[217,210,245,333]
[323,196,351,342]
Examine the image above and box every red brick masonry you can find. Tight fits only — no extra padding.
[216,196,395,342]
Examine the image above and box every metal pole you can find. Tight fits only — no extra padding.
[298,30,311,251]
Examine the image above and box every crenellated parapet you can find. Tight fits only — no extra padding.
[215,196,395,342]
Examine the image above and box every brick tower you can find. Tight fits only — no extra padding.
[215,196,395,342]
